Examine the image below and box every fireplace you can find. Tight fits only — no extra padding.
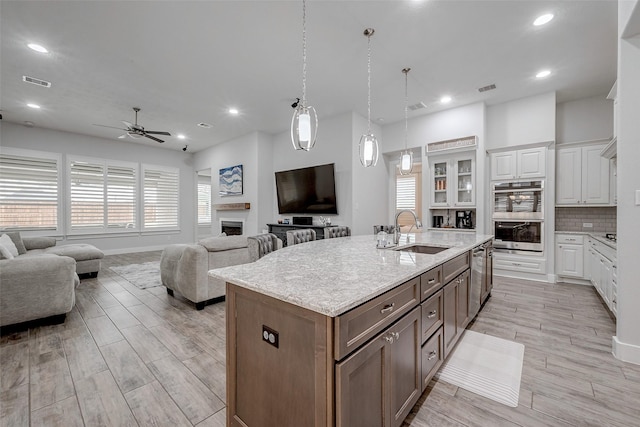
[220,218,244,236]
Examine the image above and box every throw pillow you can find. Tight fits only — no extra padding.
[5,231,27,255]
[0,234,19,257]
[0,243,14,260]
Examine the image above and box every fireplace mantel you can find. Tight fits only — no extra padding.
[214,203,250,211]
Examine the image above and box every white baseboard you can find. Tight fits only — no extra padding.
[102,244,168,256]
[612,336,640,365]
[494,271,549,283]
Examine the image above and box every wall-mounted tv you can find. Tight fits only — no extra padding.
[275,163,338,215]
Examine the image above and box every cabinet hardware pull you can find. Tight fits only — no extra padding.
[427,310,437,318]
[392,332,400,340]
[384,335,394,344]
[428,351,437,360]
[428,279,436,284]
[513,263,521,266]
[380,303,395,314]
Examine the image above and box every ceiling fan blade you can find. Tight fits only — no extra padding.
[93,123,127,131]
[144,131,171,136]
[118,134,127,139]
[122,121,134,129]
[144,134,164,143]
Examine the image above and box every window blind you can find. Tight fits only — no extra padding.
[70,160,105,230]
[0,151,59,230]
[107,164,136,229]
[396,175,416,210]
[143,166,179,229]
[197,181,212,225]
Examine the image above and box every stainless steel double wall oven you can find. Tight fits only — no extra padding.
[492,180,544,252]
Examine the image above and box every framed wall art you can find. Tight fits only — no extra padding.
[219,164,243,196]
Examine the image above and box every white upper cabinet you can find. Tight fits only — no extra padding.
[429,153,475,208]
[556,143,610,205]
[490,147,545,181]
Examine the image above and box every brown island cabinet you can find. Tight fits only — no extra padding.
[214,233,492,427]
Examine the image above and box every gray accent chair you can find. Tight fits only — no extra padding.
[324,226,351,239]
[160,235,251,310]
[247,233,282,261]
[286,229,316,246]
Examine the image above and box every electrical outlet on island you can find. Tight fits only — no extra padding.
[583,223,593,228]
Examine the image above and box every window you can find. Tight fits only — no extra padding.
[143,165,179,230]
[197,179,212,225]
[396,175,416,210]
[0,148,61,231]
[395,163,422,230]
[68,157,137,232]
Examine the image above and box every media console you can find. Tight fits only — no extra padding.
[267,223,337,246]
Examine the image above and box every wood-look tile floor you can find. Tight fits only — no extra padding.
[2,251,639,426]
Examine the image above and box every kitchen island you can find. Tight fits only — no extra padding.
[210,231,493,427]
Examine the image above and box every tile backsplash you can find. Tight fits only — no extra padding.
[555,207,617,232]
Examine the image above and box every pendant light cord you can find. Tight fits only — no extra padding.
[301,0,307,106]
[366,32,372,133]
[404,69,409,149]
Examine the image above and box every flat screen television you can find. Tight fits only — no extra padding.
[275,163,338,215]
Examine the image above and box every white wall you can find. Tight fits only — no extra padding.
[194,131,266,236]
[351,112,388,236]
[556,95,613,144]
[382,102,485,152]
[614,0,640,364]
[381,103,487,233]
[0,121,195,253]
[271,112,354,229]
[486,92,556,149]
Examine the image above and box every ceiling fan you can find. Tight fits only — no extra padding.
[94,107,171,143]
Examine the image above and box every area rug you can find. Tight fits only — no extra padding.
[109,261,162,290]
[435,330,525,407]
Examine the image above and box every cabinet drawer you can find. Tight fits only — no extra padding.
[421,290,443,344]
[494,257,546,274]
[421,327,444,392]
[335,277,420,361]
[420,266,443,301]
[443,252,470,284]
[556,234,584,244]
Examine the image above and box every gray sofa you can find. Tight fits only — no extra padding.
[0,232,103,329]
[0,254,79,328]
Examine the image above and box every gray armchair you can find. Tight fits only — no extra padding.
[324,226,351,239]
[248,233,282,261]
[286,229,316,246]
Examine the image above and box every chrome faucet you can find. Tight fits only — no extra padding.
[394,209,422,244]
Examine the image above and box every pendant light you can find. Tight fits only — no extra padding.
[399,68,413,175]
[359,28,379,167]
[291,0,318,151]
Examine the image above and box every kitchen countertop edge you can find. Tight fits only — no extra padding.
[210,232,493,317]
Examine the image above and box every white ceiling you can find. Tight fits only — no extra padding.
[1,0,617,153]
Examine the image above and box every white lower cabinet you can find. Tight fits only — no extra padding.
[555,234,584,278]
[585,236,616,317]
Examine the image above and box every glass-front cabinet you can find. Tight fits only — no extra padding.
[429,154,475,208]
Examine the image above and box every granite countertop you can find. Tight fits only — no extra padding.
[555,231,617,250]
[209,231,493,317]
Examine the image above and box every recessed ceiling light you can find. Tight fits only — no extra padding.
[536,69,551,79]
[27,103,41,109]
[177,134,186,140]
[27,43,49,53]
[228,108,239,115]
[440,96,452,104]
[533,13,554,26]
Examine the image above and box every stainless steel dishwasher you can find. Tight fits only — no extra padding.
[470,244,486,319]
